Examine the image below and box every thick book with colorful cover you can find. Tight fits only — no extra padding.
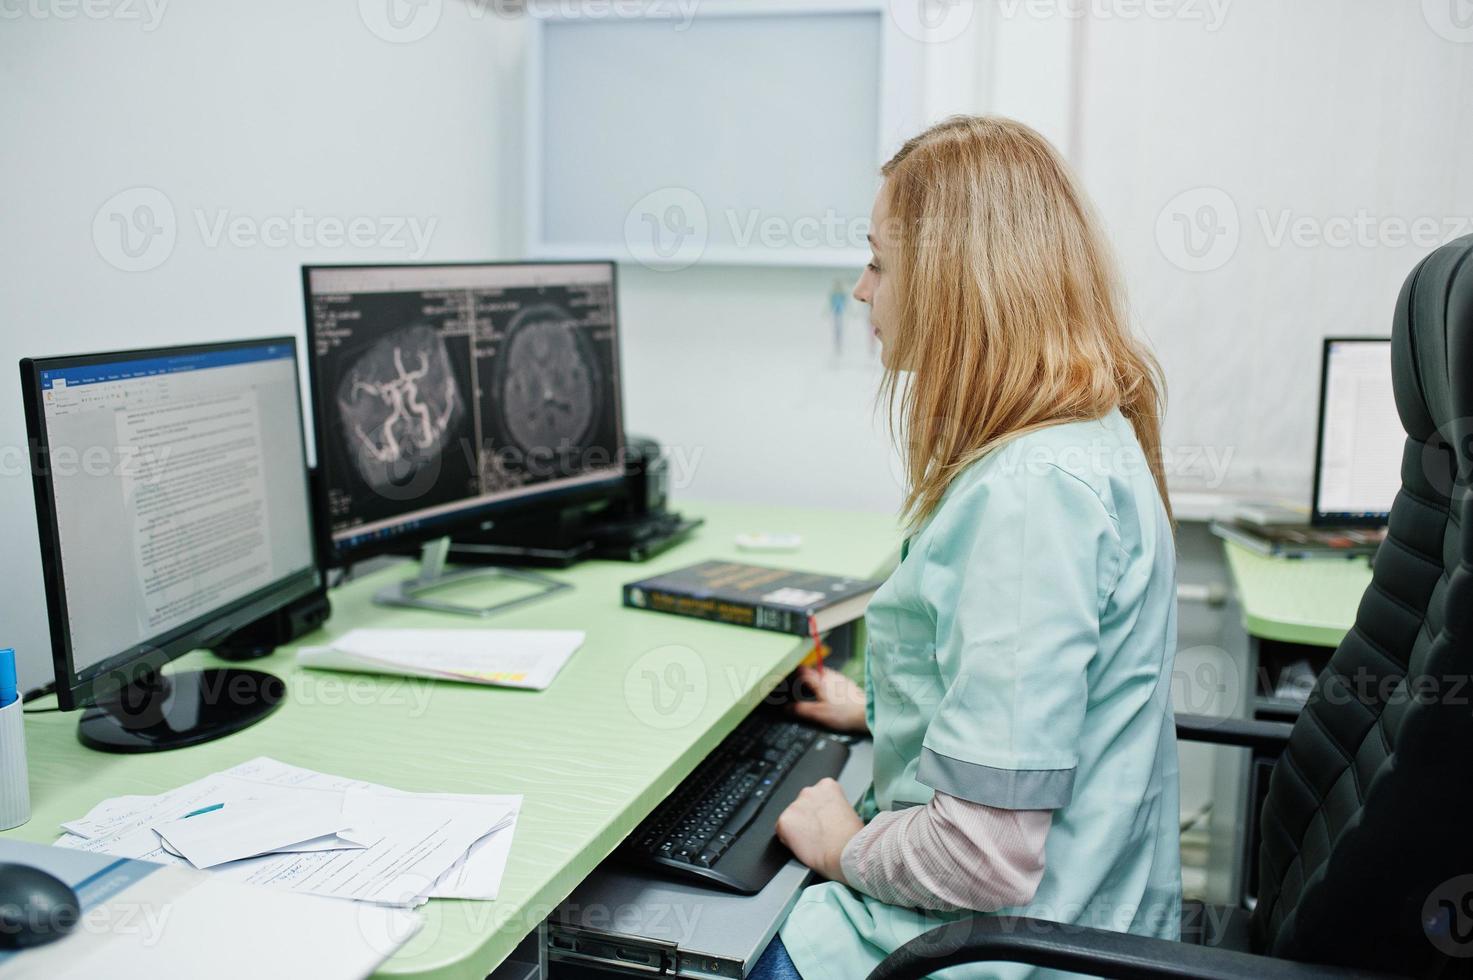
[622,560,881,635]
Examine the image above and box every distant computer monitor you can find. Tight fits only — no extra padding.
[301,261,626,615]
[1311,337,1399,526]
[20,338,320,752]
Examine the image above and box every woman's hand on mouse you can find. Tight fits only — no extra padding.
[789,665,869,734]
[774,777,864,883]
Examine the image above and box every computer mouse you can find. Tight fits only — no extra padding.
[0,863,81,950]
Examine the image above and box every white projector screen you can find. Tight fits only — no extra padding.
[525,3,907,268]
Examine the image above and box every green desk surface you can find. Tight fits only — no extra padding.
[6,501,900,979]
[1222,541,1372,647]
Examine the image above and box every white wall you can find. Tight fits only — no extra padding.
[1070,0,1473,497]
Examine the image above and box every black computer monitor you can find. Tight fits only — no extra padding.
[301,261,627,615]
[19,338,321,752]
[1311,337,1399,527]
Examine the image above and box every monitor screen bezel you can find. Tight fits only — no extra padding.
[19,337,322,710]
[1310,335,1396,528]
[300,260,629,568]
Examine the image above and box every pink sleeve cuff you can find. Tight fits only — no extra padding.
[839,792,1050,912]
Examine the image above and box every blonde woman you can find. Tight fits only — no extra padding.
[756,116,1182,979]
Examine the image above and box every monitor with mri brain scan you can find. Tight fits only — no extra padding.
[301,262,626,603]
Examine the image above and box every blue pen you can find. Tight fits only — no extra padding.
[0,649,16,709]
[182,803,224,819]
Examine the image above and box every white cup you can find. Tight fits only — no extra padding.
[0,697,30,830]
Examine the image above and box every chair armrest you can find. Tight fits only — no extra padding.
[1176,713,1295,752]
[866,915,1397,980]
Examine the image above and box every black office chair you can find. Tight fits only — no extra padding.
[869,236,1473,980]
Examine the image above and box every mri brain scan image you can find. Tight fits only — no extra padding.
[337,324,463,492]
[494,303,601,453]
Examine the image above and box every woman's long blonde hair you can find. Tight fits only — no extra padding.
[877,115,1171,528]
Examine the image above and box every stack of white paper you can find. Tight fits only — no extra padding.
[55,757,523,908]
[298,628,585,690]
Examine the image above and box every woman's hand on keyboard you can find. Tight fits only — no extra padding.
[790,665,870,735]
[775,777,864,883]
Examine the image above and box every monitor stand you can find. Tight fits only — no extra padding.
[78,668,285,753]
[373,537,572,617]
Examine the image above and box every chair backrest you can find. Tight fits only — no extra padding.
[1250,236,1473,975]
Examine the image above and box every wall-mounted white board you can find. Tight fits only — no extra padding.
[525,0,923,268]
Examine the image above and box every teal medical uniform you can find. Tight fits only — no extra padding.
[781,409,1181,979]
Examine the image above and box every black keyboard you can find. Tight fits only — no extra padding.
[621,714,850,894]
